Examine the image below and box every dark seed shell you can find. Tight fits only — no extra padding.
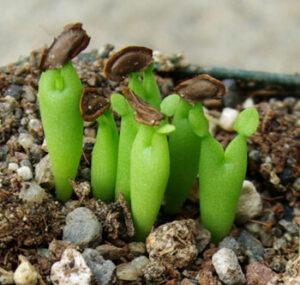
[122,87,164,126]
[174,74,225,104]
[39,23,90,71]
[80,88,110,121]
[104,46,153,82]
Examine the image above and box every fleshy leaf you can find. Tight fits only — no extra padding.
[160,94,180,117]
[157,124,175,134]
[188,102,209,137]
[110,93,129,116]
[234,107,259,137]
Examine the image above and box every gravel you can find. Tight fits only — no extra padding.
[212,248,246,285]
[63,207,102,248]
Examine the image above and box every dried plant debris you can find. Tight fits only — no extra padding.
[174,74,225,104]
[80,87,111,121]
[104,46,153,81]
[123,87,165,126]
[39,22,90,71]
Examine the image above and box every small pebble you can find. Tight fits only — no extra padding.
[245,261,277,285]
[20,159,32,169]
[242,98,255,109]
[35,155,54,188]
[273,237,288,251]
[0,96,17,117]
[19,182,47,204]
[8,162,18,171]
[83,248,116,285]
[51,249,92,285]
[212,248,246,285]
[96,244,127,260]
[28,118,42,135]
[238,230,264,262]
[146,219,198,268]
[29,144,43,161]
[218,107,239,131]
[116,263,138,281]
[63,207,102,248]
[279,168,294,183]
[131,256,150,276]
[278,219,298,235]
[235,180,263,224]
[271,256,285,273]
[0,267,14,284]
[249,149,261,161]
[17,166,33,180]
[4,84,23,100]
[128,242,146,256]
[17,133,34,150]
[219,237,244,262]
[195,220,211,253]
[14,255,40,285]
[23,85,36,102]
[142,260,167,284]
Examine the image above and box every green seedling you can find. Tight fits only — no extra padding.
[189,103,259,243]
[104,46,161,109]
[80,88,118,202]
[124,88,175,241]
[38,23,90,202]
[110,92,138,203]
[164,75,225,214]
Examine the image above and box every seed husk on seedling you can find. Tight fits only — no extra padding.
[164,75,225,214]
[104,46,153,82]
[174,74,225,104]
[104,46,161,109]
[38,23,90,202]
[39,23,90,71]
[80,88,118,202]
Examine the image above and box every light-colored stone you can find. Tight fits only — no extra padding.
[235,180,263,224]
[243,98,255,109]
[19,182,47,204]
[17,166,33,180]
[131,256,150,276]
[212,248,246,285]
[116,263,138,281]
[34,155,54,187]
[50,249,92,285]
[83,248,115,285]
[14,255,40,285]
[18,133,34,150]
[8,162,18,171]
[63,207,102,248]
[0,267,14,285]
[218,107,239,131]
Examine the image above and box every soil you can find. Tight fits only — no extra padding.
[0,47,299,284]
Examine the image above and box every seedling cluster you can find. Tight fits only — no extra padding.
[38,23,259,243]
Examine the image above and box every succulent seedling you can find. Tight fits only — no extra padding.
[164,75,225,214]
[38,23,90,201]
[189,103,259,243]
[124,88,175,241]
[80,88,118,202]
[104,46,161,109]
[110,91,138,204]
